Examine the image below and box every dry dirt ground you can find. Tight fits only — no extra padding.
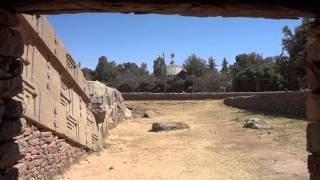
[55,100,308,180]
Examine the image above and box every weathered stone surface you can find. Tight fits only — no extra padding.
[3,1,320,18]
[91,105,106,124]
[144,110,156,118]
[0,118,26,141]
[0,9,19,26]
[151,122,189,132]
[3,99,23,118]
[243,118,271,129]
[0,76,23,98]
[0,141,24,169]
[307,122,320,153]
[309,153,320,180]
[0,27,24,58]
[224,92,307,118]
[307,93,320,121]
[124,108,132,119]
[9,59,23,77]
[0,104,4,123]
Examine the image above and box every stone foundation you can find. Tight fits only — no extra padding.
[0,120,86,180]
[223,91,307,119]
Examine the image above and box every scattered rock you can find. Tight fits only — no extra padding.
[151,122,189,132]
[144,110,156,118]
[243,118,271,129]
[124,108,132,119]
[109,166,114,170]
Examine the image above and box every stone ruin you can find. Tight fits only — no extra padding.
[0,12,126,179]
[1,1,320,179]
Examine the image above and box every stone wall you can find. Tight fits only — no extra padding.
[0,120,86,180]
[223,91,307,118]
[122,91,295,101]
[0,10,126,179]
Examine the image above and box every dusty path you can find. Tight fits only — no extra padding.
[56,100,308,180]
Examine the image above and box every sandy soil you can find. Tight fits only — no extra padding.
[55,100,308,180]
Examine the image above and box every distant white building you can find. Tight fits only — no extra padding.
[166,64,183,76]
[166,53,184,76]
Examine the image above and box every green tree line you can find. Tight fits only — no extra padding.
[82,19,310,92]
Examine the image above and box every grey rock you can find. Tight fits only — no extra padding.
[151,122,189,132]
[243,118,271,129]
[124,108,132,119]
[144,110,156,118]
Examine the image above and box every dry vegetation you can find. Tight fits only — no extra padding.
[55,100,308,180]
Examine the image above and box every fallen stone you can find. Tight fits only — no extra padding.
[144,110,156,118]
[124,108,132,119]
[0,27,24,58]
[243,118,271,129]
[151,122,189,132]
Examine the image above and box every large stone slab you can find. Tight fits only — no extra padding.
[151,122,189,132]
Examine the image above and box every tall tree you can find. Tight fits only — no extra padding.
[82,67,95,80]
[140,62,148,75]
[183,54,208,77]
[94,56,119,85]
[208,56,218,73]
[279,18,311,90]
[153,56,166,77]
[220,58,229,74]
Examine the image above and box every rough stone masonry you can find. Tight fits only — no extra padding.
[0,9,126,179]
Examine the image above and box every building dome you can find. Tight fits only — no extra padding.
[166,64,183,76]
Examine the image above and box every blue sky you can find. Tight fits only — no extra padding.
[48,13,300,72]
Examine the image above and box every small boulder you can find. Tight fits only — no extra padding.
[124,108,132,119]
[144,110,156,118]
[243,118,270,129]
[151,122,189,132]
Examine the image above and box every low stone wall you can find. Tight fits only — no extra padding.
[0,120,86,180]
[122,91,293,101]
[223,91,307,118]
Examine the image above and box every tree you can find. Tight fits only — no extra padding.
[82,67,95,80]
[278,18,311,90]
[220,58,229,74]
[140,63,148,75]
[208,56,218,73]
[94,56,119,86]
[230,54,281,92]
[153,56,166,77]
[183,54,208,77]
